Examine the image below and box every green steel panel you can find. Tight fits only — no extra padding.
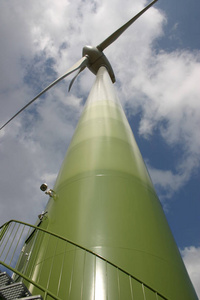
[143,286,158,300]
[118,272,133,299]
[69,249,85,299]
[81,253,95,300]
[57,245,76,299]
[107,264,120,300]
[94,259,107,300]
[131,279,145,300]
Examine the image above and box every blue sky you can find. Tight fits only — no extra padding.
[157,0,200,50]
[0,0,200,296]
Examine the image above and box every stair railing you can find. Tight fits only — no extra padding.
[0,220,167,300]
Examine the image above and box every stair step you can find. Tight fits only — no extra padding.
[0,282,31,300]
[0,271,43,300]
[19,296,43,300]
[0,272,13,287]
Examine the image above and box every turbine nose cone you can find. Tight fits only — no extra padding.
[82,45,93,57]
[82,45,101,62]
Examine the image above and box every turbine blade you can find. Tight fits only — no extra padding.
[68,65,86,92]
[97,0,158,51]
[0,56,89,131]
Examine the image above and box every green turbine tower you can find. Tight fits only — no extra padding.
[17,67,197,300]
[0,1,198,300]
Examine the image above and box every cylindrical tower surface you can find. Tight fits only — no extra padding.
[18,67,198,299]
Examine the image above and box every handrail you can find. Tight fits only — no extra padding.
[0,219,168,300]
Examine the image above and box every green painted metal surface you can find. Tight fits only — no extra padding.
[16,67,198,299]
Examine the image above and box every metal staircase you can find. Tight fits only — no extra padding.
[0,270,42,300]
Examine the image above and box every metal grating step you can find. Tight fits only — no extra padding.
[0,282,31,300]
[0,272,13,287]
[0,270,43,300]
[19,296,43,300]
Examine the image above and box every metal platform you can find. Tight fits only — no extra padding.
[0,270,42,300]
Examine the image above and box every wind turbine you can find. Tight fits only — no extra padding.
[0,0,198,299]
[0,0,158,131]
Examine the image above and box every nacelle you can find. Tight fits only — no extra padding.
[82,45,115,83]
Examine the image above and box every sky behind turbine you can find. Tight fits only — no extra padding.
[0,0,200,296]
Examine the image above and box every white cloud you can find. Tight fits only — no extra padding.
[147,167,185,199]
[181,247,200,298]
[123,49,200,198]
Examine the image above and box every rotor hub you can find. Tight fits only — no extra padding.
[82,45,115,83]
